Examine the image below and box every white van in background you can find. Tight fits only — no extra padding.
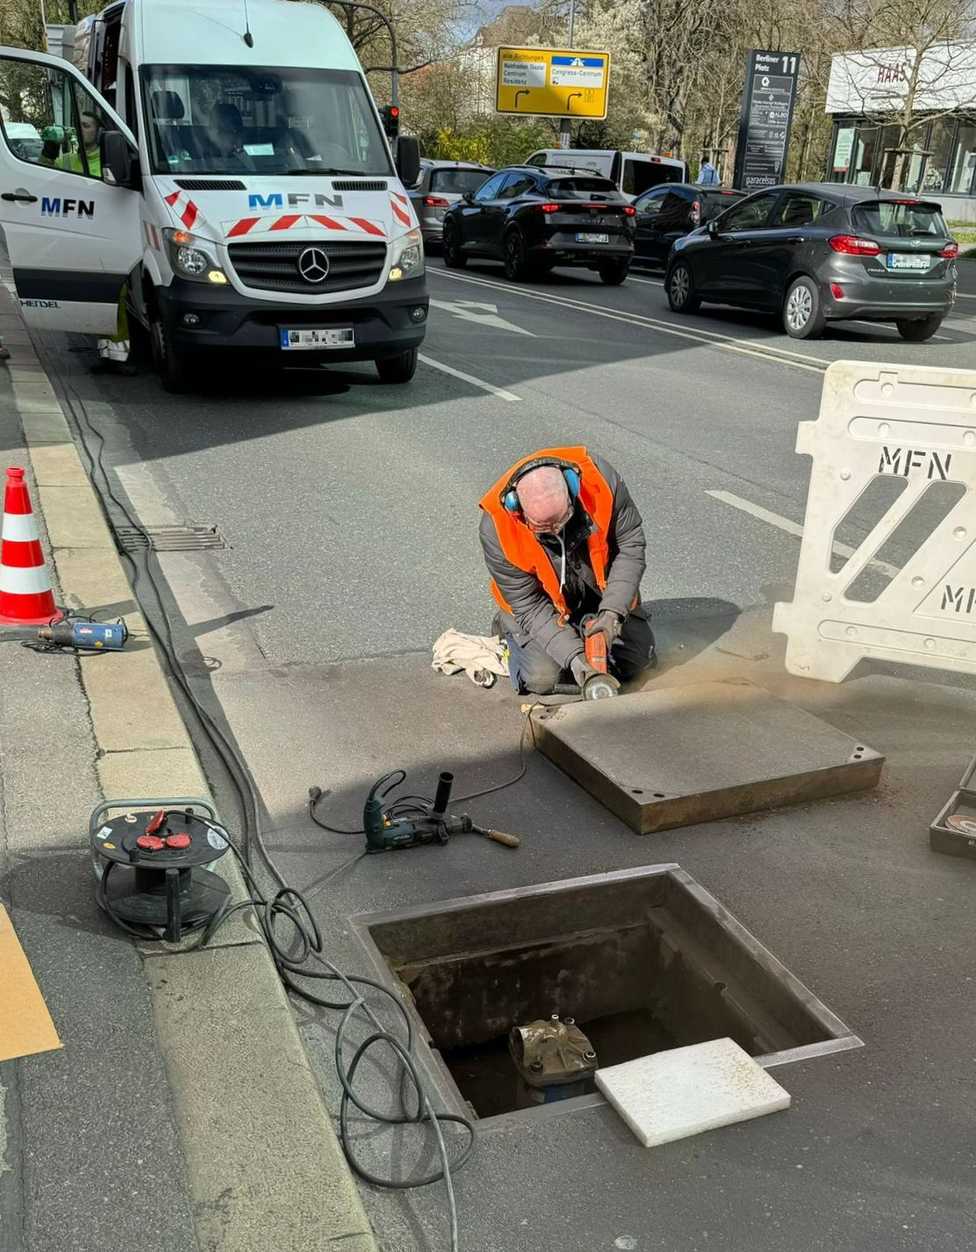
[525,149,688,199]
[0,0,427,391]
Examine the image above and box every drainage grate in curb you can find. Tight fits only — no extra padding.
[114,524,226,552]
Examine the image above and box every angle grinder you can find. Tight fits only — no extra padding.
[555,614,621,701]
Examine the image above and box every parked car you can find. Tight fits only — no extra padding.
[408,159,495,249]
[524,148,687,198]
[633,183,744,267]
[664,183,959,340]
[442,165,636,283]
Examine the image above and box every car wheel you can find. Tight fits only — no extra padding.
[375,347,418,384]
[503,229,530,281]
[150,313,193,394]
[783,276,825,339]
[599,258,630,285]
[667,262,700,313]
[896,314,943,342]
[442,225,466,269]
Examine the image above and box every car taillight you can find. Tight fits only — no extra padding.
[538,203,562,214]
[829,234,881,256]
[423,195,450,207]
[622,204,637,217]
[690,199,701,226]
[940,241,959,258]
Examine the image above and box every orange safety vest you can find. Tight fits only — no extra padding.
[479,445,614,618]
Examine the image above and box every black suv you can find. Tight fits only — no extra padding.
[633,183,744,266]
[442,165,636,284]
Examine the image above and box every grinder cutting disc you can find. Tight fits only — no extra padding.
[945,814,976,835]
[581,671,620,700]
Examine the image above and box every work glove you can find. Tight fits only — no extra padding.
[569,653,598,688]
[583,610,623,645]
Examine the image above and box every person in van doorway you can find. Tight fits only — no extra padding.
[208,103,254,170]
[40,114,102,176]
[480,446,655,695]
[697,157,719,185]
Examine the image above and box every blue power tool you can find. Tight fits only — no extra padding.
[37,619,128,650]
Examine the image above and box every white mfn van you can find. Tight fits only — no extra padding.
[0,0,427,391]
[525,149,688,199]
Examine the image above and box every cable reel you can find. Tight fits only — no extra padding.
[89,797,231,943]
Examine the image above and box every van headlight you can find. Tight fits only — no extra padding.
[388,228,424,282]
[163,229,228,284]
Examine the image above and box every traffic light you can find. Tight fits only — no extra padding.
[380,104,400,140]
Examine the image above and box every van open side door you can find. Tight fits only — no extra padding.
[0,46,141,335]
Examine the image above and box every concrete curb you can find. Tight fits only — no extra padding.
[4,326,377,1251]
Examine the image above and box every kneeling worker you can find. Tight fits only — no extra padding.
[480,446,655,694]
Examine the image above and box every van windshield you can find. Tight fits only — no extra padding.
[141,64,392,177]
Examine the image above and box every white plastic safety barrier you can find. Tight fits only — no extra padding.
[774,360,976,682]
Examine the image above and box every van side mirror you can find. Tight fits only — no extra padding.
[100,130,139,189]
[395,136,420,189]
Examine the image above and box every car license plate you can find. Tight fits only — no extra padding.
[577,232,609,244]
[886,252,930,271]
[280,327,355,350]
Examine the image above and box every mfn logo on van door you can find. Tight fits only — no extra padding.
[41,197,95,218]
[247,192,344,210]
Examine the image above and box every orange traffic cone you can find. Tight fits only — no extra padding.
[0,467,61,626]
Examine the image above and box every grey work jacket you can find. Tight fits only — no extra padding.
[479,452,646,670]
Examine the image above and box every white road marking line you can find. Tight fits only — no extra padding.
[627,274,665,287]
[430,268,828,374]
[956,290,976,299]
[705,489,900,577]
[418,352,521,401]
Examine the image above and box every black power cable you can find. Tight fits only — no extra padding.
[37,340,473,1250]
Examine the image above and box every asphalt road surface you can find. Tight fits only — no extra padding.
[30,257,976,1252]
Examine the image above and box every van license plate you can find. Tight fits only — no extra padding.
[280,327,355,350]
[887,253,930,270]
[577,232,609,244]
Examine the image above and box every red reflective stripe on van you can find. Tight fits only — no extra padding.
[227,217,259,237]
[310,214,347,231]
[180,201,198,229]
[391,200,411,227]
[347,217,384,236]
[164,191,180,205]
[271,215,301,231]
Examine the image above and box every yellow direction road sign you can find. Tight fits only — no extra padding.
[495,46,611,119]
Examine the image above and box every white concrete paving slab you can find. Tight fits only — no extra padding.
[596,1037,791,1147]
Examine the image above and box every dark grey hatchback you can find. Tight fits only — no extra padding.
[664,183,958,340]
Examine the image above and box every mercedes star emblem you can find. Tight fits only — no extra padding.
[297,246,330,283]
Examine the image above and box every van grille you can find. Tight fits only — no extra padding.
[174,179,246,190]
[332,180,388,191]
[227,240,387,294]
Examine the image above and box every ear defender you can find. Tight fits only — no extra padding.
[502,463,581,514]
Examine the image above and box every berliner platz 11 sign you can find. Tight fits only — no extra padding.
[495,46,611,119]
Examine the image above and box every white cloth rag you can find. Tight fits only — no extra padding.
[432,628,508,689]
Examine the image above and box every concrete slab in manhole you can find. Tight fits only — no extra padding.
[352,865,862,1124]
[531,680,884,833]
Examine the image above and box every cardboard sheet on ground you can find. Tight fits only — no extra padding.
[596,1037,790,1147]
[0,903,62,1061]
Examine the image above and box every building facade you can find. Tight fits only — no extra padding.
[825,42,976,221]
